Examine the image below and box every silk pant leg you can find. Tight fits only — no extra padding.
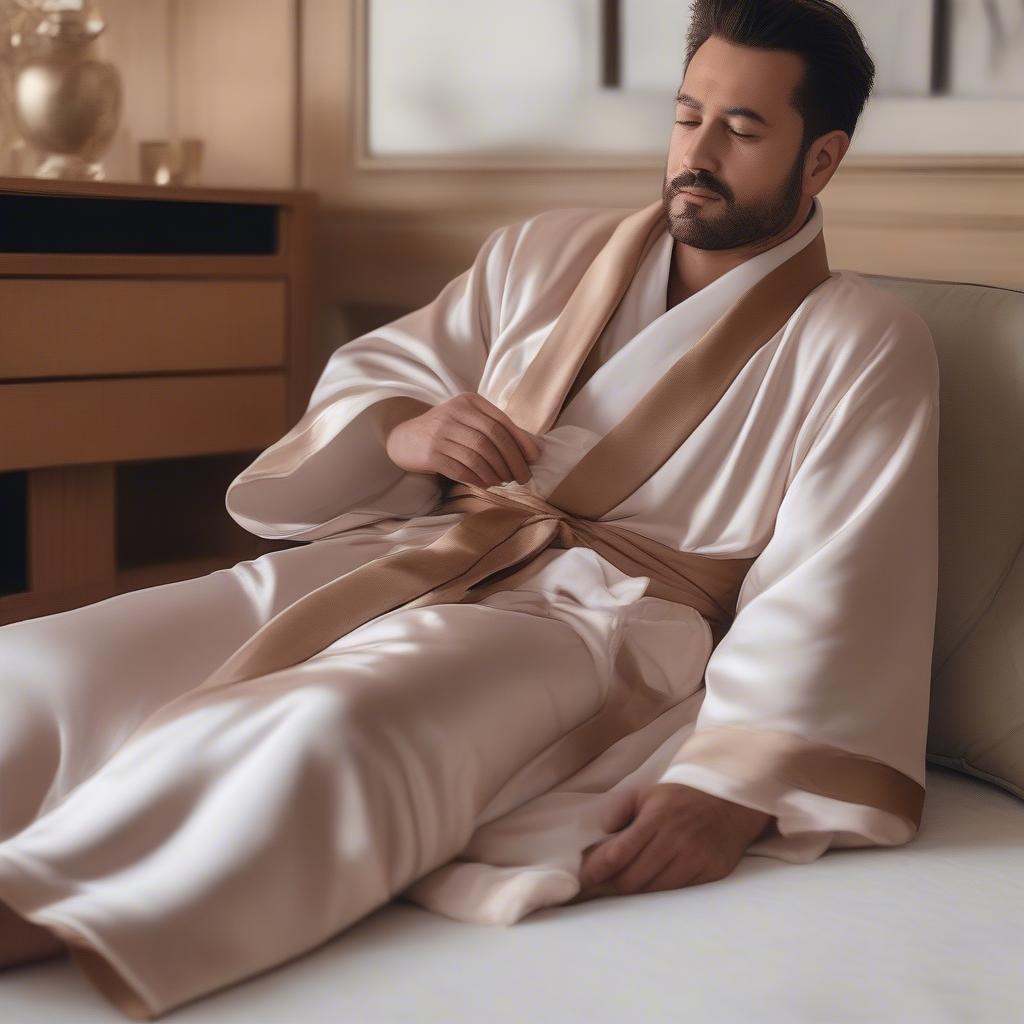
[0,520,455,840]
[0,596,609,1020]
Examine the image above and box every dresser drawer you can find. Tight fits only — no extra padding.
[0,373,287,471]
[0,278,286,379]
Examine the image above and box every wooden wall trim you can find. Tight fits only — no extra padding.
[315,158,1023,313]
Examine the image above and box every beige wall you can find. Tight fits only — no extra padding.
[96,0,295,189]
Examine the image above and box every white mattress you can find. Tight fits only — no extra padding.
[3,765,1022,1024]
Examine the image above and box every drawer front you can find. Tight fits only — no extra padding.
[0,278,286,379]
[0,374,287,470]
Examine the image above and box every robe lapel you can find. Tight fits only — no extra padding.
[503,199,668,437]
[508,196,827,446]
[497,199,831,520]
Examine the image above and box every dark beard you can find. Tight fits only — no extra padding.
[662,145,808,251]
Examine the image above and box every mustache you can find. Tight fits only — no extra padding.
[672,177,729,200]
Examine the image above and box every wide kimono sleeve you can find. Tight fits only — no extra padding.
[224,220,522,541]
[656,311,942,863]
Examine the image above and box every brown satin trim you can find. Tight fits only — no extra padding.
[668,724,925,829]
[549,227,832,518]
[195,508,565,689]
[562,322,609,409]
[441,483,754,629]
[503,202,666,437]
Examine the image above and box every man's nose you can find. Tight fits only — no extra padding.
[681,124,722,179]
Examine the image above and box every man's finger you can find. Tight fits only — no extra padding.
[639,851,704,894]
[459,407,533,483]
[435,449,493,489]
[442,423,512,483]
[579,818,656,887]
[471,394,543,461]
[602,832,675,895]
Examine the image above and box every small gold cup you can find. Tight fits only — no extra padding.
[139,138,204,186]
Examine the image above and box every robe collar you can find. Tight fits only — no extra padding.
[555,196,828,435]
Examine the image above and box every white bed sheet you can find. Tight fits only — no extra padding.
[2,765,1021,1024]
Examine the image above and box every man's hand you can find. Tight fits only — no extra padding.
[573,783,774,901]
[383,392,544,488]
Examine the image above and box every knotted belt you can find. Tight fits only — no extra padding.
[125,198,926,830]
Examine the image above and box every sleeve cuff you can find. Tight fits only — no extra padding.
[656,725,922,863]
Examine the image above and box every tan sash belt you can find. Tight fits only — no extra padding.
[126,200,924,829]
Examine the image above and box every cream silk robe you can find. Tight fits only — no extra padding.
[0,195,940,1019]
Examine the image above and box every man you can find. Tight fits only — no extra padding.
[0,0,939,1018]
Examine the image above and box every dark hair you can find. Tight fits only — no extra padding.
[684,0,875,151]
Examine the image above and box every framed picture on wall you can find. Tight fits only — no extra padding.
[839,0,935,95]
[949,0,1024,96]
[616,0,937,96]
[363,0,1024,162]
[614,0,1024,99]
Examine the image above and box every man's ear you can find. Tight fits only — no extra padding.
[806,129,850,197]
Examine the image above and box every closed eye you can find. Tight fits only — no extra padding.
[675,120,755,139]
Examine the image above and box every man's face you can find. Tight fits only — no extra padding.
[664,35,811,250]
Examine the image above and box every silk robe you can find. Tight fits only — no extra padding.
[0,195,940,1018]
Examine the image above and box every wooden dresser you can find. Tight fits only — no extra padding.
[0,176,317,625]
